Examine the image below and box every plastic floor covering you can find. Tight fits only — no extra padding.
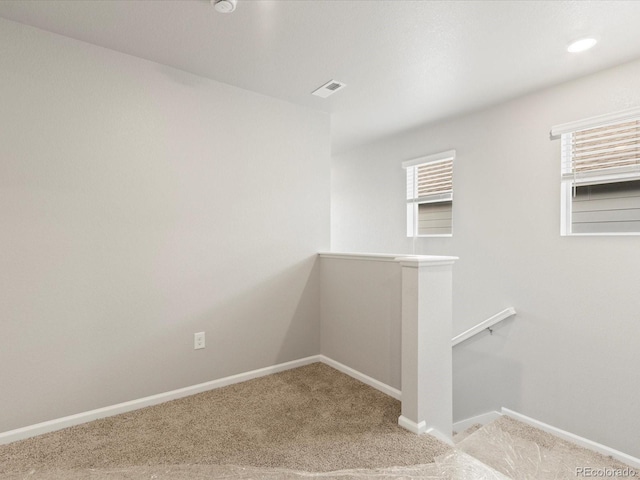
[1,450,509,479]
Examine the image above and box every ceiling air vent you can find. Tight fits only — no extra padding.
[312,80,346,98]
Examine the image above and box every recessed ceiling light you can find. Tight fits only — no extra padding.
[567,38,597,53]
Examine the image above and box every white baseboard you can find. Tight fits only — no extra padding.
[426,427,455,446]
[396,417,454,446]
[397,415,426,434]
[0,354,401,446]
[317,355,402,400]
[501,408,640,469]
[8,358,638,472]
[453,410,502,433]
[0,355,322,446]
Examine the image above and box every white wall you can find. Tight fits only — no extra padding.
[331,58,640,458]
[0,18,329,432]
[320,255,402,390]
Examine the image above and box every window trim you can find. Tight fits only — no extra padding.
[401,150,456,169]
[553,108,640,236]
[403,150,455,238]
[551,106,640,138]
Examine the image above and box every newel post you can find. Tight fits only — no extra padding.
[396,255,458,444]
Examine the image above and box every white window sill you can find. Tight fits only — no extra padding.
[562,232,640,237]
[407,234,453,238]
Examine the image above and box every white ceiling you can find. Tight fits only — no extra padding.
[1,0,640,154]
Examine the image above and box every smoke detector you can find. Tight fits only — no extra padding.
[212,0,237,13]
[312,80,346,98]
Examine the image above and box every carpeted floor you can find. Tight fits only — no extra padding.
[0,363,451,476]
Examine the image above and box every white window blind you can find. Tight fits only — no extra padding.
[553,109,640,235]
[409,159,453,201]
[561,118,640,186]
[403,150,455,236]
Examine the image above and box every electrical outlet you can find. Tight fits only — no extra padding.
[194,331,205,350]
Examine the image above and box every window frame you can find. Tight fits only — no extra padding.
[402,150,455,238]
[552,107,640,236]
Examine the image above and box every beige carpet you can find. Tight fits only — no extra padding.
[0,363,451,477]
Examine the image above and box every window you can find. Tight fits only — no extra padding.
[402,150,455,237]
[552,108,640,235]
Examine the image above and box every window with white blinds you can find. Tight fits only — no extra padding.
[552,108,640,235]
[402,150,455,236]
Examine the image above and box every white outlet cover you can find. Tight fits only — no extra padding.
[194,332,205,350]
